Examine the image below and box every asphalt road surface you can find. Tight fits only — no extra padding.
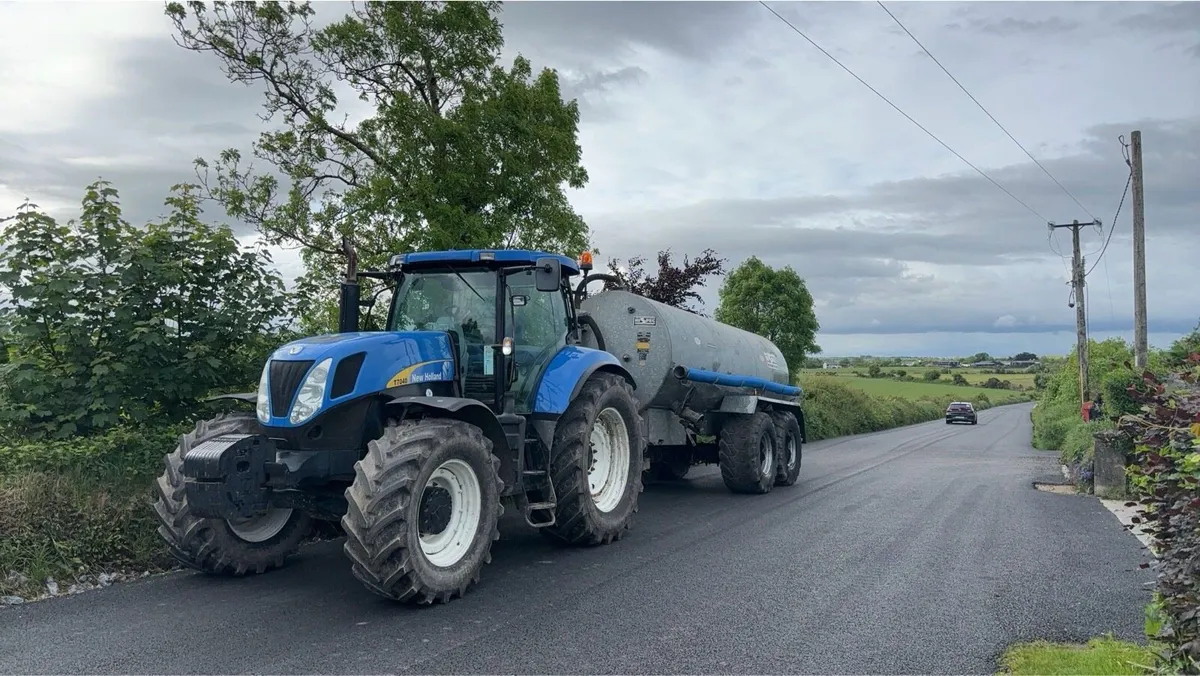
[0,403,1154,674]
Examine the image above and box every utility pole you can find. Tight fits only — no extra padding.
[1131,130,1148,370]
[1050,218,1102,408]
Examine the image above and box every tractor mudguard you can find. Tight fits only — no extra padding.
[383,396,509,456]
[531,346,635,416]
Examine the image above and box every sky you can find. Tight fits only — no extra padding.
[0,1,1197,358]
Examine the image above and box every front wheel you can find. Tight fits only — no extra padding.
[342,419,502,604]
[542,372,644,546]
[152,413,312,576]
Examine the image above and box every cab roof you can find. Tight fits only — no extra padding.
[389,249,581,276]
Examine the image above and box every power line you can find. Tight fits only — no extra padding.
[1084,138,1134,278]
[876,1,1098,221]
[758,1,1049,223]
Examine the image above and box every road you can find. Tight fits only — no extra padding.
[0,403,1153,674]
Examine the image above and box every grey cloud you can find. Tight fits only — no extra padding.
[1121,2,1200,33]
[971,16,1080,36]
[560,66,648,121]
[588,116,1200,335]
[499,1,757,64]
[1120,2,1200,58]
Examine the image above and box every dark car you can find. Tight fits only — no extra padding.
[945,401,978,425]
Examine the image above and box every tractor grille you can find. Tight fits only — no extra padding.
[269,359,315,418]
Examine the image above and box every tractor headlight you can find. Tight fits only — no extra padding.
[289,358,331,425]
[256,363,271,424]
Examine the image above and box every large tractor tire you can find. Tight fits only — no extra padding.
[342,419,502,605]
[152,412,312,576]
[771,411,802,487]
[542,372,644,546]
[718,411,777,494]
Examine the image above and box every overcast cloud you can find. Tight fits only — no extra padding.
[1,1,1196,358]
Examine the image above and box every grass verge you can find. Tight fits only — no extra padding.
[1000,636,1155,675]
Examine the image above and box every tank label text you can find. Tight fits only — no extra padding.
[633,315,657,326]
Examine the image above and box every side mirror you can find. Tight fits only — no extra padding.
[534,256,561,292]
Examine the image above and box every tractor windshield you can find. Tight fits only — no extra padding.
[389,269,496,336]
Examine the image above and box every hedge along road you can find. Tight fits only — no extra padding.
[0,403,1152,674]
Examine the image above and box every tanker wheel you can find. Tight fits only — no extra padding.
[718,412,777,495]
[542,372,645,546]
[152,412,312,576]
[771,411,802,487]
[342,418,502,605]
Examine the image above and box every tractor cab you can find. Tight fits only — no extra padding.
[377,249,587,415]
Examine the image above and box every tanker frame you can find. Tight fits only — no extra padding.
[574,267,805,494]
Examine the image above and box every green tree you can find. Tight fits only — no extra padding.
[167,0,591,331]
[0,181,292,438]
[924,370,941,382]
[714,256,820,372]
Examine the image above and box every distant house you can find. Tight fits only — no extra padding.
[1003,359,1041,369]
[903,361,921,367]
[968,360,1002,368]
[929,360,961,368]
[823,363,842,369]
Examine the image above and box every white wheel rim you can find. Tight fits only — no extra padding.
[760,433,775,479]
[418,459,483,568]
[787,435,798,470]
[227,508,293,543]
[589,407,631,513]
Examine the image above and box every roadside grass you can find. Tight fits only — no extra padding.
[824,375,1033,405]
[1000,636,1155,675]
[0,468,171,599]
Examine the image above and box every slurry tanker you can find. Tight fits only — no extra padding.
[154,247,805,604]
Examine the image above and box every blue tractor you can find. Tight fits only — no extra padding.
[153,248,646,604]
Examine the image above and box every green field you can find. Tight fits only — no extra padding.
[799,367,1038,389]
[802,373,1032,405]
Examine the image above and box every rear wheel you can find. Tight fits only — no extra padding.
[719,412,777,494]
[771,411,802,487]
[152,412,311,576]
[542,372,644,546]
[342,419,502,604]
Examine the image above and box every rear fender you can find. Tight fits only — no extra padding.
[532,345,635,416]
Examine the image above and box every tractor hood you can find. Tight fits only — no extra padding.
[260,331,457,428]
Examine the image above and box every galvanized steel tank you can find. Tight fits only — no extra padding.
[578,289,792,411]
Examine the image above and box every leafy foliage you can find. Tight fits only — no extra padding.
[1013,351,1039,361]
[715,256,820,372]
[1167,320,1200,368]
[1119,356,1200,673]
[924,370,941,382]
[166,0,591,332]
[0,181,291,438]
[605,248,726,315]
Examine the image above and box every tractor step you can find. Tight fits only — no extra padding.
[524,501,557,528]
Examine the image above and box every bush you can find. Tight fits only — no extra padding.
[952,374,969,386]
[1120,360,1200,673]
[0,181,292,439]
[924,370,941,382]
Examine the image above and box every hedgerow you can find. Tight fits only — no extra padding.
[1119,356,1200,674]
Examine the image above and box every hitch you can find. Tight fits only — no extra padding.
[183,434,275,520]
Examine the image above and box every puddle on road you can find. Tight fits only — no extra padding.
[1033,481,1078,495]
